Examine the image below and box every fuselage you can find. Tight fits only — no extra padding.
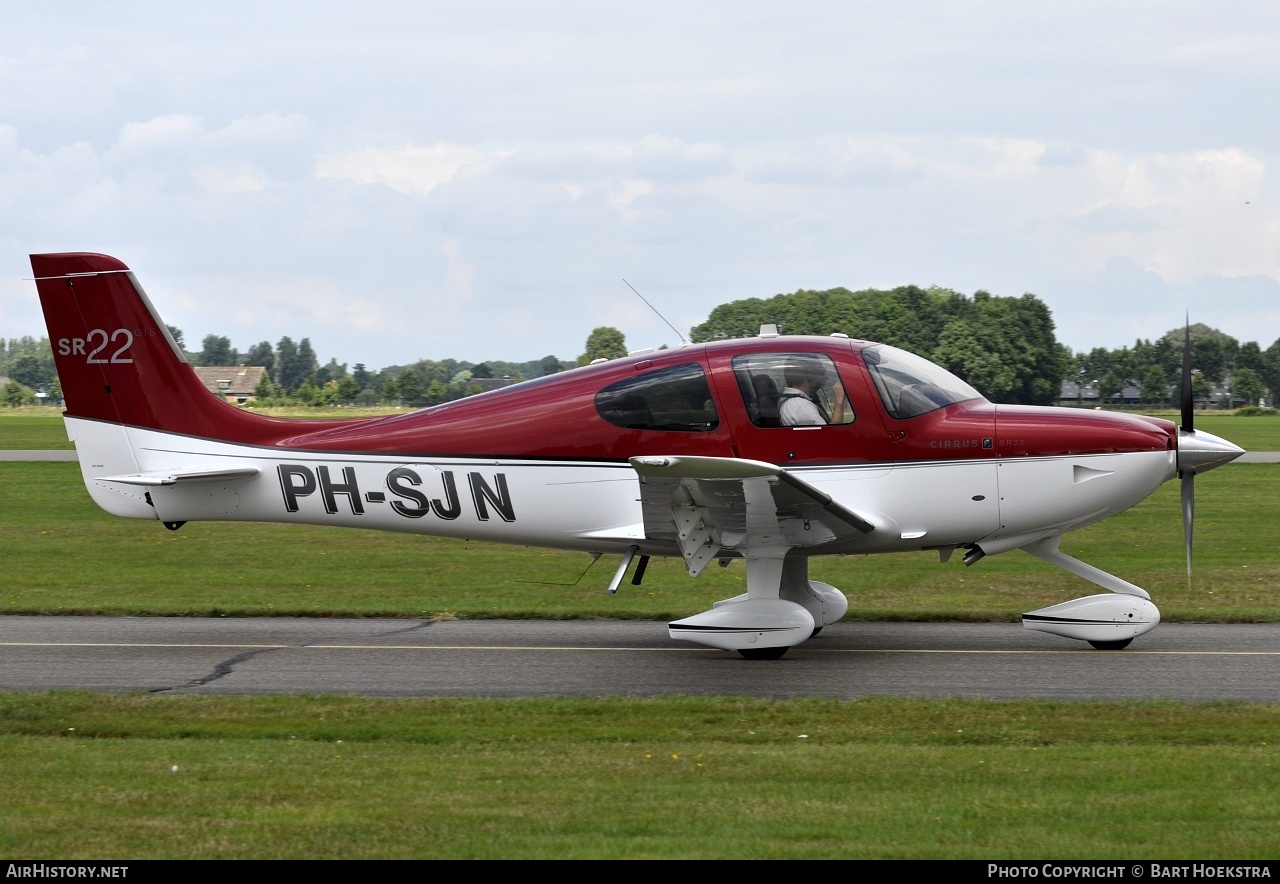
[69,334,1179,561]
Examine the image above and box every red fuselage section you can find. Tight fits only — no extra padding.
[278,337,1177,465]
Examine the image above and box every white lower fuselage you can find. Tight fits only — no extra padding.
[69,416,1178,561]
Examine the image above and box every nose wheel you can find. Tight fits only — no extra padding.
[738,646,789,660]
[1088,638,1133,651]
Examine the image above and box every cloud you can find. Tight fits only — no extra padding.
[4,5,1280,367]
[315,144,513,196]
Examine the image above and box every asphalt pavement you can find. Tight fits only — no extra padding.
[2,617,1278,701]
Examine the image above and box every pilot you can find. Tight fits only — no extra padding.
[779,358,846,426]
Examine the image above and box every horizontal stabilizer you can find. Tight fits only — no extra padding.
[98,465,262,487]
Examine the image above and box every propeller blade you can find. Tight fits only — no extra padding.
[1180,319,1194,433]
[1181,470,1194,589]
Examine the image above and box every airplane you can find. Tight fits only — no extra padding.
[30,252,1246,659]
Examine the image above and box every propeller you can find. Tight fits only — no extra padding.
[1179,321,1194,587]
[1175,319,1246,587]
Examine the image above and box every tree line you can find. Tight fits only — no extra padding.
[692,285,1067,405]
[5,287,1280,409]
[1068,324,1280,409]
[173,329,576,409]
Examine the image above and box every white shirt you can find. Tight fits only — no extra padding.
[779,387,826,426]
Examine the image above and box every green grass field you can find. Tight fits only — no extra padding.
[0,693,1276,859]
[2,410,1278,859]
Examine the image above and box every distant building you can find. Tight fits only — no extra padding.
[1060,378,1241,410]
[1059,380,1155,407]
[1058,381,1100,407]
[193,366,267,404]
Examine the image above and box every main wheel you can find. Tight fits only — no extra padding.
[1088,638,1133,650]
[738,646,789,660]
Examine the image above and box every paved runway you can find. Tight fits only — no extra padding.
[2,616,1277,701]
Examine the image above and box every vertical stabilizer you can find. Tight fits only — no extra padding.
[30,253,357,446]
[32,253,218,432]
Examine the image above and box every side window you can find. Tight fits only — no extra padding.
[732,353,855,428]
[595,363,719,432]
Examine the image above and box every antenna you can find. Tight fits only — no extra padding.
[623,279,687,345]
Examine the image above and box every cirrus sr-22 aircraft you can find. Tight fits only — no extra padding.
[31,252,1244,659]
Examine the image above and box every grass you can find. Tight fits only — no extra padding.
[2,460,1277,621]
[0,410,76,449]
[0,693,1276,859]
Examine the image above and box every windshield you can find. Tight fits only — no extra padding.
[862,344,983,419]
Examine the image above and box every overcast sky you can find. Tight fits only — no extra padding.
[3,2,1278,369]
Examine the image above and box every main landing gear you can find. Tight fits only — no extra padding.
[667,556,848,660]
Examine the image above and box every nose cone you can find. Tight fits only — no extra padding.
[1177,429,1245,475]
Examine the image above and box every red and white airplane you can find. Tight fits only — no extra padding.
[31,252,1244,658]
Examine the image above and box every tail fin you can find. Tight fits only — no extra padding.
[31,253,209,431]
[30,252,346,444]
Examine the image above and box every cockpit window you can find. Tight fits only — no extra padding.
[595,362,719,432]
[862,344,982,419]
[731,353,855,427]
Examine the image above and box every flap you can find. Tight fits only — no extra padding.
[629,455,875,576]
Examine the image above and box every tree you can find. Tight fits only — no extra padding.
[315,358,347,388]
[1098,370,1127,405]
[165,326,186,353]
[1139,365,1169,405]
[293,377,320,405]
[8,354,50,391]
[1160,323,1238,385]
[3,380,33,407]
[578,327,627,365]
[1262,338,1280,404]
[253,371,273,400]
[396,368,424,407]
[447,369,474,398]
[337,376,360,404]
[1232,367,1265,409]
[297,339,319,385]
[471,362,493,378]
[245,341,275,368]
[690,285,1064,404]
[380,374,399,404]
[539,355,566,376]
[352,363,373,391]
[931,319,1015,400]
[198,334,235,366]
[275,337,300,392]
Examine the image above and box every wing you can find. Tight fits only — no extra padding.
[629,455,876,576]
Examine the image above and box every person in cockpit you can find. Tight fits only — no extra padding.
[779,358,846,426]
